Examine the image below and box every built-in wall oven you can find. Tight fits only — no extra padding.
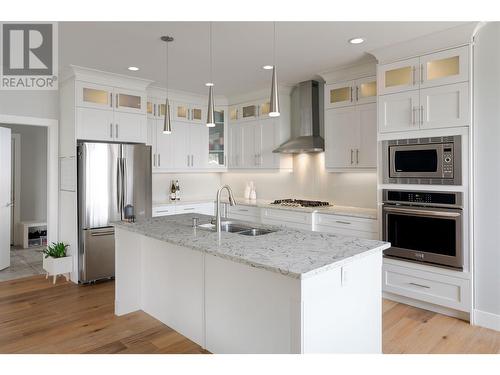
[382,190,463,269]
[382,135,461,185]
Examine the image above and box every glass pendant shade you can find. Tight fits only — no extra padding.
[163,98,172,134]
[269,65,280,117]
[206,85,215,127]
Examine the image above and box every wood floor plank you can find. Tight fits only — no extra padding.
[0,276,498,354]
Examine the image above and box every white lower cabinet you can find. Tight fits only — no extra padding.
[313,213,378,240]
[152,202,214,217]
[261,208,313,231]
[382,259,471,312]
[227,205,261,223]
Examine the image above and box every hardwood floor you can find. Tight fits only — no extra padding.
[0,275,498,354]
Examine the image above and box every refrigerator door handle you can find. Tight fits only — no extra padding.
[116,157,122,212]
[122,158,127,212]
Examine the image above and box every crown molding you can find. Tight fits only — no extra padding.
[227,84,293,106]
[370,22,482,64]
[147,85,228,105]
[318,60,377,84]
[61,65,154,91]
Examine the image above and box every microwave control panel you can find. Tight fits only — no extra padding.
[442,144,454,178]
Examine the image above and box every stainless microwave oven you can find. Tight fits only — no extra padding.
[382,136,461,185]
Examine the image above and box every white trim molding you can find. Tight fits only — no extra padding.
[0,114,59,245]
[473,309,500,332]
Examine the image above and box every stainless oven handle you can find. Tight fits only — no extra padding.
[383,206,461,217]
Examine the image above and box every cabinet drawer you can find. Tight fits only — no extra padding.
[315,225,378,240]
[177,203,214,216]
[227,205,261,218]
[315,214,377,233]
[383,263,470,312]
[262,208,313,225]
[152,206,176,217]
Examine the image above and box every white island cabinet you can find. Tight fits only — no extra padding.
[114,214,389,354]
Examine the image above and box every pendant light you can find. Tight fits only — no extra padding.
[206,22,215,127]
[269,22,280,117]
[161,35,174,134]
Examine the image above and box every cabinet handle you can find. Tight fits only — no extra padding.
[420,105,424,126]
[356,149,359,164]
[183,207,195,211]
[350,149,353,164]
[187,155,190,167]
[412,107,416,125]
[350,87,353,102]
[116,94,118,108]
[110,123,113,138]
[154,104,156,117]
[191,155,194,167]
[238,208,249,212]
[115,124,119,139]
[335,220,351,225]
[420,64,424,84]
[110,93,113,107]
[412,66,416,85]
[153,154,156,167]
[409,282,430,289]
[158,153,161,167]
[356,86,359,101]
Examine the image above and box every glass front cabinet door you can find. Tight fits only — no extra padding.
[326,82,354,109]
[208,108,226,167]
[420,46,468,88]
[76,82,113,110]
[113,89,145,114]
[355,77,377,104]
[377,58,419,95]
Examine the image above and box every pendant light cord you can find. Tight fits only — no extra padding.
[209,22,213,84]
[273,21,276,66]
[166,38,169,96]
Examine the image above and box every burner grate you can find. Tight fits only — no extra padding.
[271,199,330,208]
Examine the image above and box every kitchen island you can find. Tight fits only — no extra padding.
[113,214,390,353]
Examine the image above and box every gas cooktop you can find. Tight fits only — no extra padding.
[270,199,331,208]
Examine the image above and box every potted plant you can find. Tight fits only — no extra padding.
[42,242,72,284]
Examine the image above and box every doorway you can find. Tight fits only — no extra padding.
[0,121,52,282]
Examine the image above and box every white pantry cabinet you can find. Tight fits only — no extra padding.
[325,103,377,170]
[325,76,377,109]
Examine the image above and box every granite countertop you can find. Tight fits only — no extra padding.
[223,198,378,220]
[113,214,389,280]
[153,198,215,207]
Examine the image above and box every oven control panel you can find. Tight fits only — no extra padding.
[442,144,454,178]
[383,190,462,208]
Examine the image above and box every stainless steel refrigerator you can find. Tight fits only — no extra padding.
[77,141,151,283]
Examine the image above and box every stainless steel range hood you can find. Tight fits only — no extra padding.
[273,80,324,154]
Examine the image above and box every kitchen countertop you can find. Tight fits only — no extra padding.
[223,198,378,220]
[113,214,389,280]
[153,198,215,207]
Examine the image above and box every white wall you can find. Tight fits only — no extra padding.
[0,124,48,222]
[222,153,377,208]
[0,91,59,120]
[472,21,500,330]
[152,173,222,203]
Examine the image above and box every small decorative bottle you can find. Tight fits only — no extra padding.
[169,181,176,201]
[249,183,257,200]
[244,182,251,200]
[175,180,181,201]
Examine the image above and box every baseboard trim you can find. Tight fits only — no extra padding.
[383,292,470,321]
[473,309,500,331]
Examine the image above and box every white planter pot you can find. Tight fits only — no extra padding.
[43,255,73,276]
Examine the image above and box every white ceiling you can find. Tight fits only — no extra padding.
[59,21,467,96]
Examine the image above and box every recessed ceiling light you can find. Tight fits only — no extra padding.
[348,37,364,45]
[263,65,273,70]
[128,66,139,71]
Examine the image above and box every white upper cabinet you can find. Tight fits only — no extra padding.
[256,118,279,168]
[377,58,419,95]
[76,107,114,141]
[421,82,469,129]
[378,91,420,133]
[114,111,146,143]
[76,82,114,110]
[419,46,469,89]
[325,103,376,170]
[377,46,470,133]
[325,76,377,109]
[326,81,354,109]
[173,102,205,124]
[113,89,145,114]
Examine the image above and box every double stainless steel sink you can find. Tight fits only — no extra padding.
[198,221,275,236]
